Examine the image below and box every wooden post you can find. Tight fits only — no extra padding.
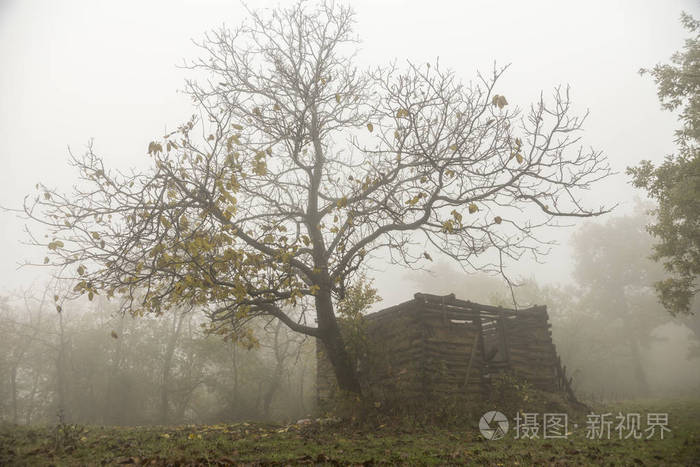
[462,331,480,388]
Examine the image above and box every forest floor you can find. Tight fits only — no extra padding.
[1,399,699,466]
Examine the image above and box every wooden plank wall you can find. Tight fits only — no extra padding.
[502,308,560,391]
[316,293,573,408]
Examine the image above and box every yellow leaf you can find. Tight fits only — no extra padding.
[111,330,118,339]
[516,153,524,164]
[335,94,341,103]
[491,94,508,108]
[367,122,374,133]
[48,240,64,250]
[44,257,49,264]
[91,232,100,240]
[449,144,458,151]
[77,265,86,276]
[468,203,478,214]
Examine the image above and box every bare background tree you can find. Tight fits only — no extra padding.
[24,1,611,394]
[0,287,317,425]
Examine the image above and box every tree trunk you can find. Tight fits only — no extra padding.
[262,371,281,419]
[56,309,67,420]
[298,356,307,416]
[315,288,361,394]
[10,366,18,424]
[262,322,287,419]
[319,330,361,395]
[629,335,649,396]
[159,311,185,424]
[105,315,125,424]
[231,342,239,403]
[25,371,40,425]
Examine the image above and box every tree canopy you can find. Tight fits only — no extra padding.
[628,12,700,316]
[25,1,612,393]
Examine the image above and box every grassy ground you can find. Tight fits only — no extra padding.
[1,399,698,466]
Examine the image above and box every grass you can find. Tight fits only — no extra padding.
[1,399,699,465]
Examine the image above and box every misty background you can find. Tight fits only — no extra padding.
[1,0,699,425]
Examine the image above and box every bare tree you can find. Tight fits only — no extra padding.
[24,1,612,394]
[2,289,50,424]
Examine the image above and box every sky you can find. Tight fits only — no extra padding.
[1,0,698,307]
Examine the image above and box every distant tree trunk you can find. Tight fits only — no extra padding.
[56,309,67,419]
[231,343,239,403]
[105,315,125,424]
[10,366,18,424]
[254,381,263,415]
[10,288,48,424]
[298,356,307,416]
[262,322,287,419]
[261,379,278,419]
[159,311,185,424]
[171,318,205,423]
[629,335,649,396]
[24,371,40,425]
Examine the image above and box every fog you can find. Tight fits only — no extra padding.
[1,0,699,431]
[1,0,694,295]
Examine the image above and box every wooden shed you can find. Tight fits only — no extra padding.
[317,293,577,407]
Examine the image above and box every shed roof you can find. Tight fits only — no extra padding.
[366,292,547,321]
